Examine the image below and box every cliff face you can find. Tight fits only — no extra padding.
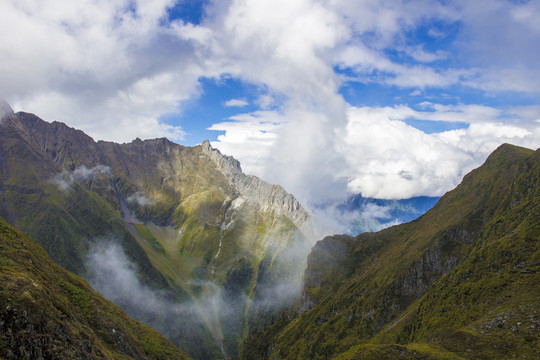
[201,140,317,240]
[239,144,540,360]
[0,110,317,360]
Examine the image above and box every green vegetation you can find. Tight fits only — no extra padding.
[0,216,191,359]
[134,223,166,254]
[239,144,540,360]
[1,112,313,359]
[59,278,93,317]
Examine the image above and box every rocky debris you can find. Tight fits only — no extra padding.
[477,307,539,336]
[0,303,103,360]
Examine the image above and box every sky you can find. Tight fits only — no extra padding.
[1,0,539,208]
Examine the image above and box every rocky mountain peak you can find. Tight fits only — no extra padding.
[201,140,320,241]
[201,140,243,179]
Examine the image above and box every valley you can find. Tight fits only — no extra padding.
[1,106,538,359]
[0,109,316,359]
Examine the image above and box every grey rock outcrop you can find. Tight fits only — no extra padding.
[201,140,320,242]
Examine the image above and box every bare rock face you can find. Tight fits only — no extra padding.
[201,140,319,242]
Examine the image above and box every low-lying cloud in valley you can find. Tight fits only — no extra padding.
[126,192,156,207]
[85,239,229,356]
[84,238,305,358]
[50,165,111,191]
[85,241,182,316]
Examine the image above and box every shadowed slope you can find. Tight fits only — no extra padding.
[0,216,191,360]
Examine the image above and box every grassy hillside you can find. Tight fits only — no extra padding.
[239,144,539,360]
[0,216,191,360]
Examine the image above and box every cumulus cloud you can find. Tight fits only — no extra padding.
[341,105,538,199]
[224,98,249,107]
[195,0,350,204]
[209,111,283,176]
[200,0,538,206]
[212,103,539,201]
[2,0,539,207]
[0,0,194,142]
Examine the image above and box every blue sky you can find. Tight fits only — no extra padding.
[1,0,539,208]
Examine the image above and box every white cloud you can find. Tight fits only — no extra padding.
[0,0,195,143]
[224,98,249,107]
[450,0,540,93]
[126,192,156,207]
[190,0,350,204]
[212,103,539,201]
[404,46,448,63]
[209,110,285,176]
[50,165,112,191]
[341,105,539,199]
[1,0,539,207]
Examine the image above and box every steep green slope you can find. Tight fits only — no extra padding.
[0,112,168,284]
[0,216,191,360]
[239,144,539,360]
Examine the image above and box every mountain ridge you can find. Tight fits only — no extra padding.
[201,140,318,240]
[0,109,318,359]
[239,143,539,360]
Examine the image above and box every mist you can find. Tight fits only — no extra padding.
[0,98,14,122]
[85,239,228,359]
[126,192,156,206]
[84,238,305,360]
[50,165,111,191]
[85,241,185,316]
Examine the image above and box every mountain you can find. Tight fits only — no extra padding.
[239,143,540,360]
[0,107,317,359]
[0,216,191,360]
